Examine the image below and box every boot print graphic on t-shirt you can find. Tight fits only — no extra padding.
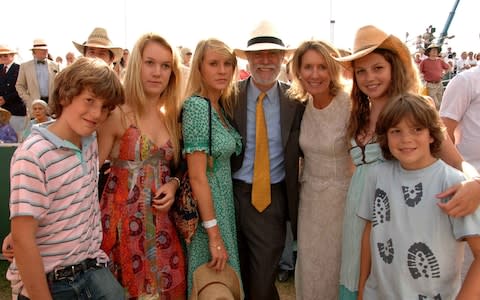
[373,188,390,227]
[407,242,440,279]
[377,238,394,264]
[402,182,423,207]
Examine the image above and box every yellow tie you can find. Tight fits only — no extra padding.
[252,92,271,212]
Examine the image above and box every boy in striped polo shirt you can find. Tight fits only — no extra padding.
[7,57,125,300]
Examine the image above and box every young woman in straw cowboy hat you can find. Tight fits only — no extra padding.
[97,33,186,299]
[335,25,480,300]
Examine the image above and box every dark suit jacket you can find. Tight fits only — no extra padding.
[0,63,26,116]
[231,78,305,237]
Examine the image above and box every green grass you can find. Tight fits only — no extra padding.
[0,259,11,298]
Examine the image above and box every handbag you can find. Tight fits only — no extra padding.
[172,96,212,244]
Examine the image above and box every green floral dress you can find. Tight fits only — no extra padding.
[182,96,242,295]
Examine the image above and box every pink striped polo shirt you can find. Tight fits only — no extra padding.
[7,122,108,297]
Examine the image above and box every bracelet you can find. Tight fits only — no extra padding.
[168,176,181,188]
[202,219,217,229]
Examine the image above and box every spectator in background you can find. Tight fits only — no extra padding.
[119,48,129,80]
[466,51,477,68]
[15,39,59,109]
[72,27,123,68]
[21,99,52,140]
[180,47,193,67]
[456,51,471,73]
[419,43,451,109]
[238,62,251,80]
[65,51,75,66]
[413,52,423,68]
[0,45,27,140]
[0,107,17,143]
[55,56,63,68]
[73,27,124,199]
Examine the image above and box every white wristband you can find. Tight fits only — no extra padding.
[202,219,217,229]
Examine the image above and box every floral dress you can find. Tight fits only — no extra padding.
[100,126,186,299]
[181,96,242,296]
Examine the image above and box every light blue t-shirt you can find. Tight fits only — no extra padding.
[358,159,480,299]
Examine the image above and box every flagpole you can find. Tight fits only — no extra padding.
[330,0,335,44]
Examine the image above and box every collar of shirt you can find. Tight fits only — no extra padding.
[2,62,13,73]
[247,79,279,105]
[33,120,95,151]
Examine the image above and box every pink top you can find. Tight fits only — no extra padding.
[419,58,450,82]
[7,122,107,298]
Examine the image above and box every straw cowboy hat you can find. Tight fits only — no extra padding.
[30,39,48,50]
[0,107,12,124]
[190,263,243,300]
[234,20,295,60]
[335,25,413,73]
[425,43,442,56]
[72,27,123,61]
[0,45,17,55]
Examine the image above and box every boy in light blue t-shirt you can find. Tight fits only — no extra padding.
[358,94,480,299]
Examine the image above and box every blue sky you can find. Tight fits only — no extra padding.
[5,0,477,62]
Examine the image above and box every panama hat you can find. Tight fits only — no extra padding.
[335,25,413,72]
[190,263,243,300]
[72,27,123,61]
[234,20,295,60]
[30,39,48,50]
[0,45,17,55]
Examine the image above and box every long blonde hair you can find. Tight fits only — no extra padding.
[183,38,238,117]
[123,33,182,166]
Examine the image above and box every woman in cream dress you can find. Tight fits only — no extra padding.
[288,40,352,299]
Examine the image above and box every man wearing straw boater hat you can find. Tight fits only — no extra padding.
[73,27,123,66]
[230,20,304,300]
[0,44,26,140]
[16,39,59,111]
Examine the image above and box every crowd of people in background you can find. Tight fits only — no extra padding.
[1,19,480,300]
